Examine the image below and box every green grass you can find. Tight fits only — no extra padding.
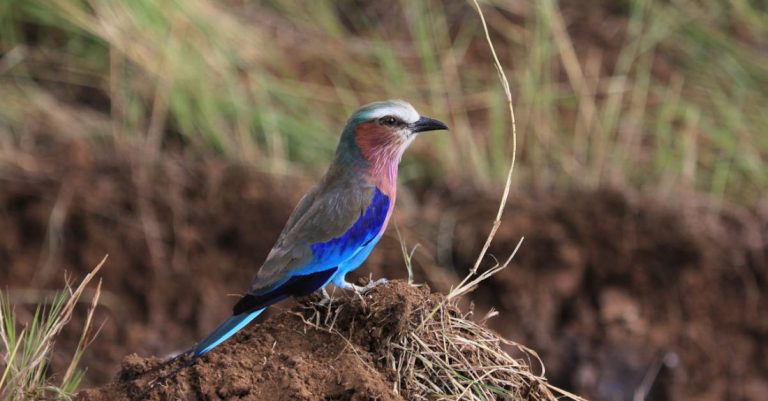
[0,0,766,203]
[0,257,104,400]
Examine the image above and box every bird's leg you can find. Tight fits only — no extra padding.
[358,277,389,293]
[332,274,365,302]
[332,273,354,291]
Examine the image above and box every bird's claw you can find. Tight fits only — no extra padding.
[350,278,389,294]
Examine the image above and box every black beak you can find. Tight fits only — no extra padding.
[411,115,449,133]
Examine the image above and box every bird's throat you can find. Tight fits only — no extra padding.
[354,123,406,196]
[368,155,400,196]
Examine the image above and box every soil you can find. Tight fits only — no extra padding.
[1,133,767,401]
[76,281,425,401]
[77,280,556,401]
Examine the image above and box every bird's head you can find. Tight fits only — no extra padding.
[335,100,448,191]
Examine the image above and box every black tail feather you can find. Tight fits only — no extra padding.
[233,267,337,315]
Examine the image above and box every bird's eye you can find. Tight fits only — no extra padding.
[379,116,399,126]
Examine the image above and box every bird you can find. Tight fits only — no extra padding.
[191,100,448,357]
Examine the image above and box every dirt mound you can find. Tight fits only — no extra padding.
[77,281,558,401]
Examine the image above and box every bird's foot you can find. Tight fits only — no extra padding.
[348,278,389,294]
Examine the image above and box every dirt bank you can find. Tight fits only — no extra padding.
[444,190,768,401]
[1,134,766,400]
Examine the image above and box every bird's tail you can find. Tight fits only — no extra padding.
[192,308,265,356]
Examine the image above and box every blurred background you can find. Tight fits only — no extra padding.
[0,0,766,400]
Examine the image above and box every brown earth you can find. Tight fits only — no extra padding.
[76,281,421,401]
[1,134,767,400]
[76,281,556,401]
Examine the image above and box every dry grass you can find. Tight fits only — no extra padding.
[0,256,106,400]
[300,272,583,401]
[386,293,578,401]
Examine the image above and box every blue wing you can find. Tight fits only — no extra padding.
[309,188,390,265]
[234,187,390,313]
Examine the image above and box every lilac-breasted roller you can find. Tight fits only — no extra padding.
[191,100,448,356]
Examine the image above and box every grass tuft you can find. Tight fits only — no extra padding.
[386,292,580,401]
[0,256,106,401]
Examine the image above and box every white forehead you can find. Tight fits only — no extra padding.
[363,100,420,124]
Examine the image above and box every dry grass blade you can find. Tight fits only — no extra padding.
[61,279,103,388]
[394,221,421,285]
[415,0,524,331]
[448,238,523,301]
[466,0,519,277]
